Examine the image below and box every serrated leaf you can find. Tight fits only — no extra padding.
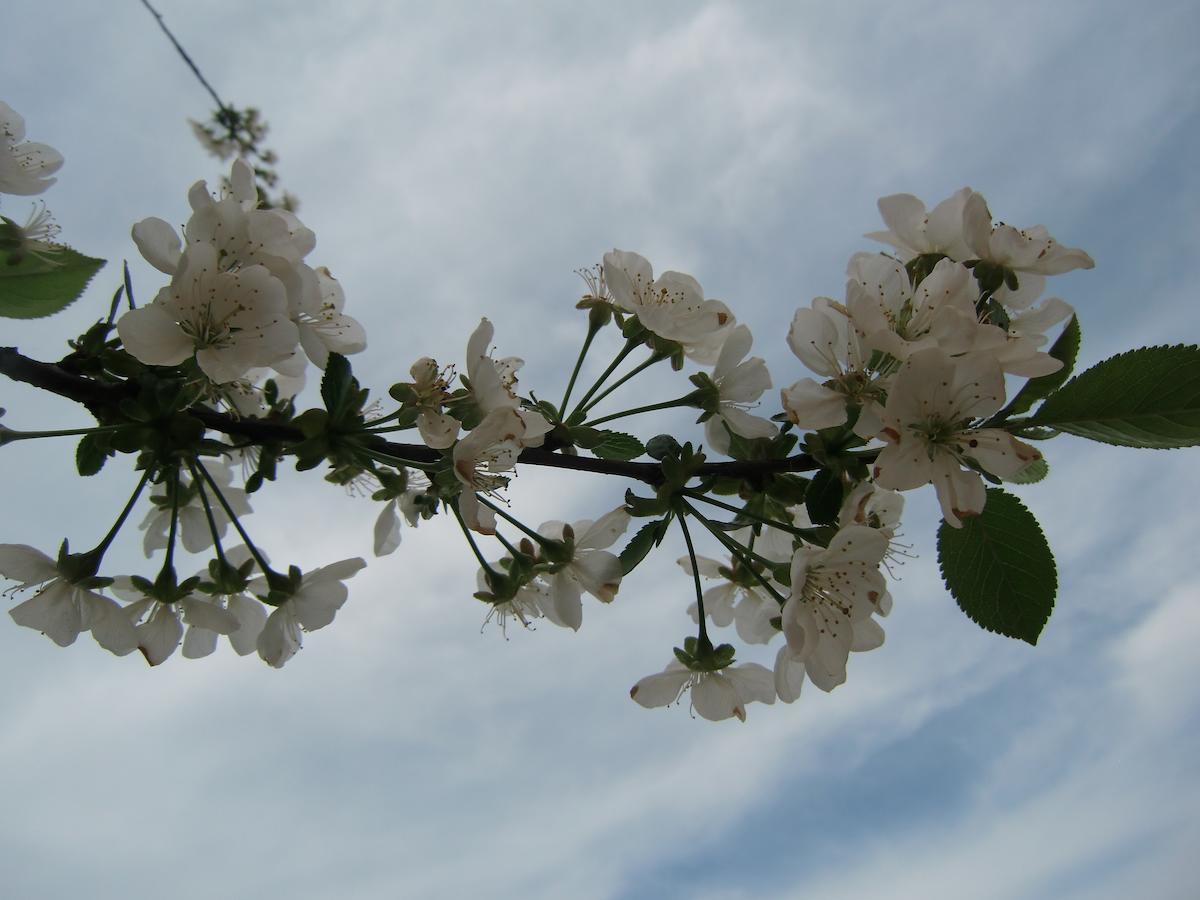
[1027,345,1200,447]
[1003,457,1049,485]
[1001,314,1081,418]
[618,517,670,575]
[568,425,604,450]
[937,488,1056,645]
[592,430,645,461]
[0,247,106,319]
[75,433,111,476]
[320,353,355,417]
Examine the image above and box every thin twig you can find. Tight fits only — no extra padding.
[138,0,229,113]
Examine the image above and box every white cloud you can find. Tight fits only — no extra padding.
[1,1,1198,898]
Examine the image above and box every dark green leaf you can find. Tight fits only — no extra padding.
[592,430,645,461]
[1027,345,1200,447]
[619,517,670,575]
[1001,315,1081,419]
[0,247,106,319]
[804,468,843,525]
[319,353,355,417]
[75,433,111,476]
[568,425,604,450]
[937,487,1056,645]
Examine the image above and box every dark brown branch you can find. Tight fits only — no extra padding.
[0,347,820,484]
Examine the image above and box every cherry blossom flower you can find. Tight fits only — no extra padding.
[846,254,979,362]
[183,589,266,659]
[630,658,776,721]
[603,249,735,363]
[373,473,433,557]
[129,159,362,379]
[0,101,63,196]
[454,321,552,533]
[779,525,889,692]
[872,348,1041,526]
[1,544,137,655]
[253,558,366,668]
[407,357,460,450]
[113,577,241,666]
[117,242,299,383]
[703,324,777,455]
[865,187,975,262]
[781,297,883,435]
[677,525,791,645]
[295,267,367,368]
[962,191,1095,278]
[535,507,630,630]
[473,559,555,634]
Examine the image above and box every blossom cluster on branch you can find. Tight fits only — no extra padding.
[1,99,1197,722]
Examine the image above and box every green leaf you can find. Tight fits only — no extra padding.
[804,468,843,525]
[0,247,106,319]
[937,487,1056,645]
[1027,345,1200,447]
[1003,457,1049,485]
[75,433,111,476]
[1000,314,1081,419]
[320,353,355,416]
[618,517,671,575]
[592,430,645,461]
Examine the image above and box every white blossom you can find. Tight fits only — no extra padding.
[0,101,63,196]
[865,188,975,262]
[780,297,882,435]
[1,544,137,655]
[536,507,630,630]
[295,267,367,368]
[962,191,1095,278]
[117,242,299,384]
[253,558,365,668]
[113,577,241,667]
[630,659,776,722]
[603,249,735,363]
[703,324,777,454]
[779,525,890,692]
[872,348,1041,526]
[846,254,980,362]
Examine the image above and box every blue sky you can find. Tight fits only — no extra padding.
[2,2,1198,898]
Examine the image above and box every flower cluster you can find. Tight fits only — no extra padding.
[1,542,363,668]
[630,188,1091,720]
[2,102,1116,726]
[117,158,365,403]
[782,188,1089,524]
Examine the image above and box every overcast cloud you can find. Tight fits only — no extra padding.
[1,2,1198,898]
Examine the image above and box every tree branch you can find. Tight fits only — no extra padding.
[0,347,819,484]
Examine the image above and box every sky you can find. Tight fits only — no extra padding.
[2,2,1199,898]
